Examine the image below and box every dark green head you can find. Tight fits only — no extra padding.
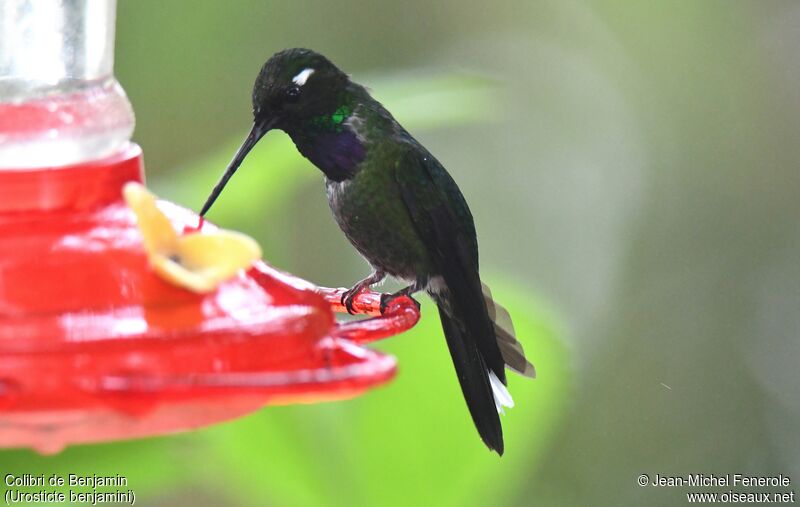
[251,48,349,130]
[199,48,355,217]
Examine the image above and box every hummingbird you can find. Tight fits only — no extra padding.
[199,48,534,454]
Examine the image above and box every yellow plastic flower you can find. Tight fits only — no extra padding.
[123,182,262,293]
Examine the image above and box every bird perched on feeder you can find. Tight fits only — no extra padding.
[199,48,535,455]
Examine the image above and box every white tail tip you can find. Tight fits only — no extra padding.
[489,370,514,415]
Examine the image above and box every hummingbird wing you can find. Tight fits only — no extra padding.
[400,155,534,378]
[393,145,506,377]
[393,145,509,453]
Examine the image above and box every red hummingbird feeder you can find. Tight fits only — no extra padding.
[0,0,419,454]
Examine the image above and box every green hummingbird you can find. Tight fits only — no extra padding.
[199,48,534,454]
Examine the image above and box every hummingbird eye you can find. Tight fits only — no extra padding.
[285,86,301,102]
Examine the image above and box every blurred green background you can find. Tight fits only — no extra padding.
[6,0,800,505]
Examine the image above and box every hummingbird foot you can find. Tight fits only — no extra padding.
[341,269,386,315]
[380,283,423,315]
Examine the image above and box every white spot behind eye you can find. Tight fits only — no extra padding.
[292,68,315,86]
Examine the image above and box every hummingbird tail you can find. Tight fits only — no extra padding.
[481,283,536,379]
[434,294,506,455]
[432,282,536,455]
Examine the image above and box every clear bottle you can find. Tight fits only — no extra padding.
[0,0,134,169]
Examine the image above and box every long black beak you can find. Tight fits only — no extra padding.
[199,118,275,217]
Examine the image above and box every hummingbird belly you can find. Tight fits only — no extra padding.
[325,173,434,281]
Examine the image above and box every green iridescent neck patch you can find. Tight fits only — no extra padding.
[331,105,350,124]
[312,105,352,131]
